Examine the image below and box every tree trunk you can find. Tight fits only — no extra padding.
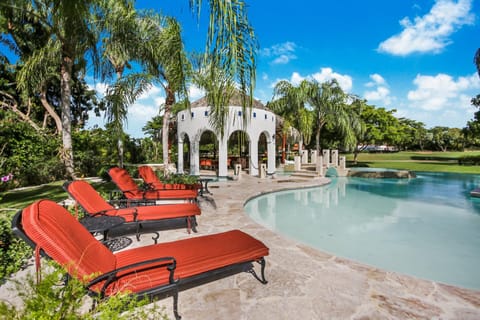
[353,148,359,164]
[40,86,62,134]
[0,93,42,132]
[60,56,75,179]
[115,67,125,167]
[162,87,175,177]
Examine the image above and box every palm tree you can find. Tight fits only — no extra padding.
[4,0,99,179]
[96,0,156,167]
[191,54,236,138]
[143,16,190,174]
[305,79,354,153]
[190,0,258,126]
[269,80,313,155]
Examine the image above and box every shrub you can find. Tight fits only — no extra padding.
[458,155,480,165]
[0,261,169,319]
[0,212,32,282]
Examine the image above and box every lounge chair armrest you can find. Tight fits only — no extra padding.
[87,256,177,296]
[92,207,138,220]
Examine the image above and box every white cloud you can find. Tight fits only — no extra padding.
[366,74,386,87]
[189,85,205,102]
[365,87,392,106]
[364,74,392,106]
[138,85,161,101]
[290,72,305,86]
[261,41,297,65]
[407,73,480,111]
[270,68,353,93]
[378,0,474,56]
[310,68,353,92]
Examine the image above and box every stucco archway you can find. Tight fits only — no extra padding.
[177,96,276,178]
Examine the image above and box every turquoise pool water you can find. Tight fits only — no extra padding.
[244,172,480,290]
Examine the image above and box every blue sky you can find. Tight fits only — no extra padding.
[88,0,480,138]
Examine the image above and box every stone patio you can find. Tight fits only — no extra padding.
[2,174,480,319]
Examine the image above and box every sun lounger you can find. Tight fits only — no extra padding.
[138,165,200,191]
[108,167,198,206]
[63,180,201,240]
[12,199,269,319]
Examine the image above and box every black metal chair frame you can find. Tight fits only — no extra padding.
[11,210,267,320]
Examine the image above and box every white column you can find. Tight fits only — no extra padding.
[331,149,338,167]
[322,149,330,167]
[316,155,324,176]
[310,150,317,164]
[339,156,346,169]
[249,138,259,176]
[218,136,228,178]
[177,140,184,174]
[301,150,308,164]
[267,135,276,175]
[190,140,200,176]
[294,156,301,171]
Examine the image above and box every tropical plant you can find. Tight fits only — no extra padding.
[0,261,168,319]
[304,79,359,153]
[144,16,190,175]
[269,80,314,155]
[1,0,100,179]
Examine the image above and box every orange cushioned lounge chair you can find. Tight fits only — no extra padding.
[138,165,200,191]
[63,180,201,240]
[12,200,269,320]
[108,167,198,206]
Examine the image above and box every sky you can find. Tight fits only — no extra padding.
[87,0,480,138]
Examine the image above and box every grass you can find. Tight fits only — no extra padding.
[0,180,117,213]
[346,151,480,175]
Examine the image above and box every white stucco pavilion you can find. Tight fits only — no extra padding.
[176,96,277,178]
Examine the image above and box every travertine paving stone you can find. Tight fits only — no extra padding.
[1,174,479,319]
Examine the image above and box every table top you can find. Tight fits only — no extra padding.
[80,215,125,233]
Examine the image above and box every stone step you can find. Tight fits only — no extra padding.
[289,171,321,179]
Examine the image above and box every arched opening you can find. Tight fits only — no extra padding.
[180,133,191,173]
[258,132,268,166]
[199,130,218,173]
[228,130,249,171]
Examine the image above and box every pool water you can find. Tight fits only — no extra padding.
[244,172,480,290]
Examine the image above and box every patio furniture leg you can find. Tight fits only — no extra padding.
[152,231,160,244]
[248,258,268,284]
[173,288,181,320]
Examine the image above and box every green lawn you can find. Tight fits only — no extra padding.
[0,181,117,212]
[345,151,480,175]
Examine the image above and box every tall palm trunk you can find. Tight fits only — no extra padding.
[162,87,175,176]
[60,56,75,179]
[116,67,125,168]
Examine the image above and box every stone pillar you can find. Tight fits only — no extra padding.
[322,149,330,167]
[316,155,324,176]
[190,140,200,176]
[310,150,317,164]
[218,137,228,178]
[177,140,184,174]
[339,156,346,169]
[267,135,276,175]
[294,156,301,171]
[249,139,259,176]
[301,150,308,164]
[260,163,267,178]
[331,149,338,167]
[234,164,242,180]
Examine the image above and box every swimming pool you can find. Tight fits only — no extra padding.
[244,172,480,290]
